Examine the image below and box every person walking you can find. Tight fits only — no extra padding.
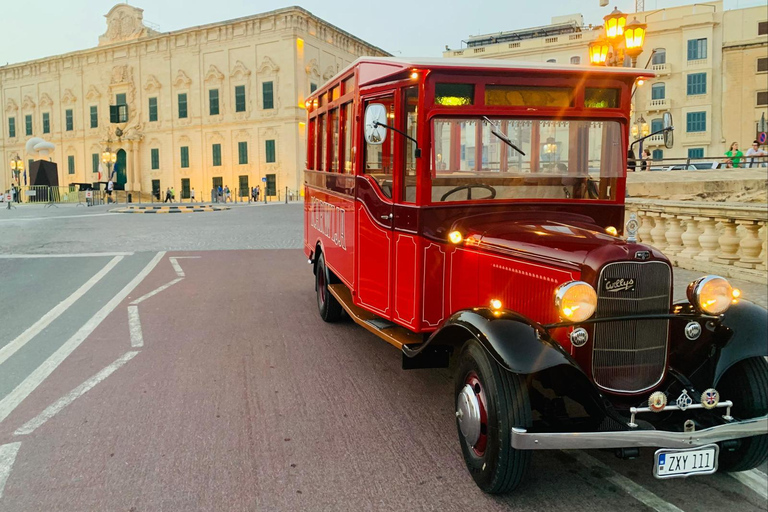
[106,179,114,203]
[724,142,743,168]
[224,185,231,203]
[217,185,223,203]
[745,140,766,168]
[170,186,175,203]
[191,187,196,202]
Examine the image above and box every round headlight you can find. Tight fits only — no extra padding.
[687,276,733,315]
[555,281,598,322]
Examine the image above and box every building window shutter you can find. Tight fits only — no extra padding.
[25,115,32,136]
[92,153,99,173]
[686,112,707,132]
[265,139,276,163]
[212,143,222,166]
[180,146,189,168]
[149,97,158,122]
[262,82,274,110]
[68,155,75,175]
[688,148,704,159]
[151,148,160,170]
[652,149,663,160]
[235,85,246,112]
[43,113,50,134]
[178,93,188,119]
[66,109,74,131]
[90,106,98,128]
[209,89,220,115]
[8,117,15,138]
[238,141,248,164]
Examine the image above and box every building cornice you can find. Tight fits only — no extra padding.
[0,5,389,77]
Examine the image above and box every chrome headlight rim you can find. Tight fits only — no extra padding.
[686,275,733,315]
[554,280,598,322]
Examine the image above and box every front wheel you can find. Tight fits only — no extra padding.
[717,357,768,472]
[454,340,531,494]
[315,252,343,323]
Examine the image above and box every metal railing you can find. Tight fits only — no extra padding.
[628,154,768,171]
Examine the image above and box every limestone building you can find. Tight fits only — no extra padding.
[0,4,387,198]
[444,1,768,162]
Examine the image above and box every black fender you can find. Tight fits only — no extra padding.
[713,299,768,385]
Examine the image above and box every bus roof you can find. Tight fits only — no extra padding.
[319,56,654,92]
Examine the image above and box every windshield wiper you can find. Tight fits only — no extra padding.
[483,116,525,156]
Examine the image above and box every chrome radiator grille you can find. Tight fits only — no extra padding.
[592,261,671,392]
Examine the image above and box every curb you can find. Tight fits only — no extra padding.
[109,205,231,214]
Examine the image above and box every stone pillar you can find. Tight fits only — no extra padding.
[759,223,767,272]
[713,219,741,265]
[131,139,142,194]
[695,218,720,262]
[679,217,702,259]
[638,212,654,244]
[663,214,685,256]
[649,213,668,251]
[735,221,763,268]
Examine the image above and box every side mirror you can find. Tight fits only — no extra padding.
[663,112,674,149]
[364,103,388,145]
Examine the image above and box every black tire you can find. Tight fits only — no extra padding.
[717,357,768,472]
[454,340,531,494]
[315,252,343,323]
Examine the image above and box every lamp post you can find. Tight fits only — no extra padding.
[102,146,117,181]
[623,17,647,68]
[603,6,628,66]
[8,154,23,208]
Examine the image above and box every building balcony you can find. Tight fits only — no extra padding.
[645,134,665,147]
[651,63,671,75]
[647,98,671,112]
[687,58,708,68]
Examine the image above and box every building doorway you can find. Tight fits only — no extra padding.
[115,149,127,190]
[151,179,160,201]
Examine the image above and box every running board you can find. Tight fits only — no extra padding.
[327,284,423,350]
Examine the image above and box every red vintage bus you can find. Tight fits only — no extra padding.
[303,57,768,493]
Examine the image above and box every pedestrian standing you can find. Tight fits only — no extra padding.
[745,140,766,168]
[164,187,171,203]
[217,185,223,203]
[191,187,196,202]
[641,149,651,171]
[224,185,231,203]
[725,142,743,168]
[170,186,176,203]
[107,179,114,203]
[255,185,260,202]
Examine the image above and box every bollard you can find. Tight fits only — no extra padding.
[285,186,288,204]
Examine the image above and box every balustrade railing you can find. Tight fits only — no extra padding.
[627,199,768,283]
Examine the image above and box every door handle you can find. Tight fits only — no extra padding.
[381,213,393,220]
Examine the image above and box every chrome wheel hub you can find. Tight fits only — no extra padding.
[457,384,482,446]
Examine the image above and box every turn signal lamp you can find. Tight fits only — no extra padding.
[606,226,618,236]
[637,78,645,86]
[555,281,598,322]
[687,276,733,315]
[490,299,503,311]
[410,71,419,80]
[448,230,463,244]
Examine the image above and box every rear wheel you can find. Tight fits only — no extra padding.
[717,357,768,472]
[454,340,531,494]
[315,252,343,323]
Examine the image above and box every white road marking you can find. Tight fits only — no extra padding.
[129,277,183,305]
[566,451,684,512]
[0,252,133,258]
[0,251,165,425]
[127,306,144,348]
[0,256,124,366]
[14,351,139,436]
[730,469,768,500]
[168,257,185,277]
[0,213,116,223]
[0,442,21,500]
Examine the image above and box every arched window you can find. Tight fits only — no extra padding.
[546,58,557,63]
[570,56,581,65]
[652,49,666,65]
[651,83,666,100]
[651,118,663,133]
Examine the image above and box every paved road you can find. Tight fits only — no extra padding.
[0,204,765,511]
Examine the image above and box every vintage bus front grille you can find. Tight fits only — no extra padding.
[592,261,671,393]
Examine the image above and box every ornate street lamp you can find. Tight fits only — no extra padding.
[102,146,117,180]
[633,115,649,138]
[588,35,610,65]
[624,17,647,68]
[604,7,627,43]
[8,154,23,208]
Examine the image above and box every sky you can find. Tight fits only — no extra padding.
[0,0,765,65]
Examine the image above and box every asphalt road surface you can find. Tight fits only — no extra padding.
[0,203,766,511]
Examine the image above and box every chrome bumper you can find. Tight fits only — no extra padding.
[511,415,768,450]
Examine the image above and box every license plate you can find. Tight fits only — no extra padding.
[654,444,719,479]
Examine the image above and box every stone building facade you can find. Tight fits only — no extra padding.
[0,4,387,197]
[444,2,768,162]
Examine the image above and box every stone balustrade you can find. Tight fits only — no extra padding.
[626,199,768,284]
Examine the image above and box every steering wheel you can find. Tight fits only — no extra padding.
[440,184,497,202]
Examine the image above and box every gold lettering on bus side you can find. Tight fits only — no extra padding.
[309,197,347,250]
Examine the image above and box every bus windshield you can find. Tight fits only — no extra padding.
[431,118,624,203]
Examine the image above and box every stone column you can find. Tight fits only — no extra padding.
[679,216,703,259]
[649,213,668,251]
[695,218,720,262]
[735,221,763,268]
[663,214,685,256]
[131,139,142,194]
[638,212,654,244]
[713,219,741,265]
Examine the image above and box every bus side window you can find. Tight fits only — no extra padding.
[402,87,418,202]
[364,95,395,198]
[342,102,353,174]
[317,114,326,171]
[330,108,339,172]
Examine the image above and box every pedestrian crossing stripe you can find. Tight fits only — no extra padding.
[109,205,230,214]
